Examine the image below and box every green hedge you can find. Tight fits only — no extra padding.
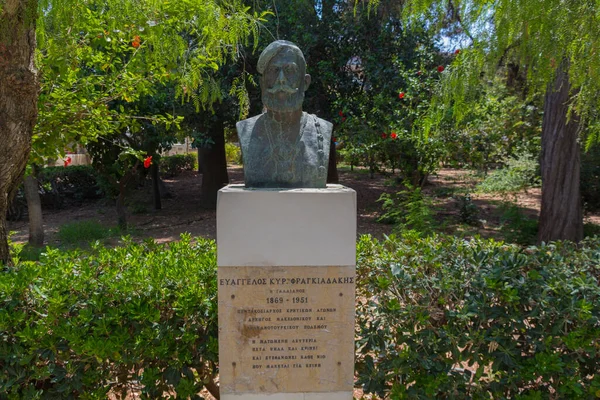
[355,234,600,399]
[2,234,600,398]
[1,235,218,398]
[160,154,197,177]
[38,165,103,204]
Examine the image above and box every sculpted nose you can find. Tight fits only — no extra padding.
[276,68,286,84]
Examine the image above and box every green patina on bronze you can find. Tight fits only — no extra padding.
[236,40,332,188]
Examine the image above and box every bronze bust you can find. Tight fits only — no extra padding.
[236,40,333,188]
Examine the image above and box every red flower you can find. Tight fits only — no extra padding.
[437,65,445,73]
[132,36,141,48]
[333,137,337,142]
[381,133,387,139]
[417,70,422,76]
[455,49,460,55]
[63,156,72,167]
[143,156,152,169]
[390,132,398,139]
[398,92,405,99]
[338,110,344,117]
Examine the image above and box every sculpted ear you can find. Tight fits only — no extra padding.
[304,74,311,91]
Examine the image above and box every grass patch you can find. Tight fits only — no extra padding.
[58,220,112,245]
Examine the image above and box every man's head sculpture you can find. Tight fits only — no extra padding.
[236,40,333,188]
[257,40,311,113]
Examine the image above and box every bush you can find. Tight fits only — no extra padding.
[38,165,103,203]
[355,234,600,399]
[477,151,540,194]
[377,184,437,235]
[0,235,219,398]
[225,142,242,165]
[160,153,197,177]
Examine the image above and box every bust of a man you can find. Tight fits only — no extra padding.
[236,40,333,188]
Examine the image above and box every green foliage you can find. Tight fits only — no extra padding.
[57,220,112,246]
[455,193,480,226]
[437,79,542,170]
[477,152,540,194]
[378,184,436,235]
[355,234,600,399]
[38,165,103,202]
[160,154,197,177]
[225,142,242,165]
[0,235,219,398]
[498,203,539,245]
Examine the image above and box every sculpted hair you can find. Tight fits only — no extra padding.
[257,40,306,74]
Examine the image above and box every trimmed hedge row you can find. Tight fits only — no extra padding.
[159,154,197,177]
[2,234,600,398]
[355,234,600,399]
[1,235,218,399]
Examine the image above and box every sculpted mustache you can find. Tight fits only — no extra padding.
[266,84,298,94]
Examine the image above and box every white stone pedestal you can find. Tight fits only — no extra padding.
[217,184,357,400]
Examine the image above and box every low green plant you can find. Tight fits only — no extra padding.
[377,184,437,235]
[38,165,103,202]
[57,220,111,245]
[355,234,600,399]
[225,142,242,164]
[455,193,481,226]
[477,151,540,194]
[159,153,197,177]
[0,235,219,398]
[498,202,539,245]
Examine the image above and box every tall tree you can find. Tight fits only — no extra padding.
[0,0,264,264]
[0,0,38,265]
[399,0,600,242]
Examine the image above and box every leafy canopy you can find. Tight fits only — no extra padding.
[399,0,600,146]
[31,0,268,163]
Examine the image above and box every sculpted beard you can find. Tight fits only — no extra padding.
[262,81,305,113]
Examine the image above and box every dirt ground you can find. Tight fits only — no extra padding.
[7,166,600,247]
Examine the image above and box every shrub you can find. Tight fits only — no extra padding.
[0,235,219,398]
[477,151,540,194]
[160,153,197,177]
[225,142,242,165]
[355,234,600,399]
[38,165,103,203]
[377,184,437,235]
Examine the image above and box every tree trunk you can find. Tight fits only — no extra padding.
[327,136,339,184]
[199,120,229,209]
[538,63,583,243]
[24,174,44,246]
[0,0,39,265]
[151,161,161,210]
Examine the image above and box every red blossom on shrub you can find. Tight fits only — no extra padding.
[132,35,141,48]
[143,156,152,168]
[381,133,387,139]
[63,156,72,167]
[398,92,405,99]
[338,110,344,117]
[417,70,422,76]
[390,132,398,139]
[455,49,460,55]
[437,65,445,73]
[333,137,337,142]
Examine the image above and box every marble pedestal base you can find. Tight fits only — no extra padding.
[217,185,356,400]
